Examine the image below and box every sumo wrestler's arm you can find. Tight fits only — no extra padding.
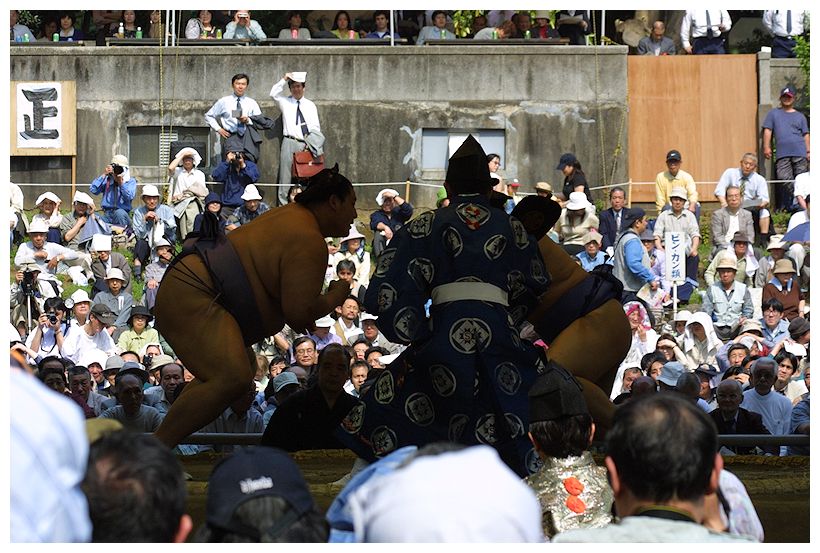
[279,239,351,331]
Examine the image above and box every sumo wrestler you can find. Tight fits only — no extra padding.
[153,167,356,448]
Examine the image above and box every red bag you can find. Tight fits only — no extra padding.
[292,150,325,179]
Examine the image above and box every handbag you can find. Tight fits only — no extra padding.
[292,150,325,179]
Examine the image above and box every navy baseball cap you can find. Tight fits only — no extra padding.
[780,86,796,98]
[555,152,577,171]
[666,149,682,162]
[205,446,314,538]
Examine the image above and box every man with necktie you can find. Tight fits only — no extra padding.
[270,72,322,206]
[205,73,262,162]
[763,10,809,59]
[681,10,732,54]
[598,186,632,257]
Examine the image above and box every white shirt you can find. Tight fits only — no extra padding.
[269,78,321,140]
[13,241,78,275]
[331,317,364,344]
[204,94,261,134]
[681,10,732,49]
[171,166,206,198]
[762,10,808,38]
[725,212,740,244]
[60,326,115,363]
[793,171,810,200]
[714,167,769,204]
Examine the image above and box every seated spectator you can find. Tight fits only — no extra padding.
[655,149,698,217]
[286,183,303,203]
[653,187,700,282]
[288,336,318,386]
[416,10,455,44]
[473,19,515,39]
[637,20,676,55]
[360,313,404,355]
[261,371,301,427]
[14,220,80,285]
[10,9,34,40]
[147,10,166,39]
[710,379,773,455]
[37,356,95,418]
[710,185,755,258]
[534,181,554,199]
[787,365,810,456]
[675,372,711,411]
[679,311,723,372]
[331,11,360,39]
[68,364,108,416]
[344,360,370,398]
[212,151,261,213]
[89,154,137,229]
[610,301,658,399]
[260,343,360,451]
[336,259,367,305]
[61,190,106,276]
[772,350,807,404]
[198,382,263,453]
[226,184,269,231]
[695,364,719,409]
[224,10,266,41]
[722,364,752,389]
[143,238,174,310]
[350,337,371,361]
[92,268,134,330]
[640,228,671,297]
[119,10,139,38]
[553,393,754,543]
[656,360,686,392]
[331,295,365,346]
[557,192,599,256]
[167,147,208,241]
[61,304,117,363]
[370,188,413,257]
[755,235,798,288]
[56,12,84,41]
[99,364,165,433]
[555,10,591,45]
[759,297,791,347]
[510,11,533,38]
[30,191,63,245]
[366,10,399,39]
[793,170,810,211]
[279,10,311,40]
[705,232,757,287]
[89,233,132,297]
[191,446,329,542]
[142,355,181,414]
[22,297,68,363]
[575,230,611,271]
[525,364,613,538]
[741,358,793,455]
[185,10,219,39]
[762,259,805,321]
[132,184,177,279]
[529,11,557,39]
[613,365,644,404]
[116,305,159,354]
[83,431,192,542]
[308,314,343,352]
[597,186,631,255]
[714,154,770,247]
[192,192,229,235]
[337,224,371,287]
[702,254,754,341]
[641,351,666,382]
[88,350,116,396]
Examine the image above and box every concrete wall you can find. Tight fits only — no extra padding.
[11,44,628,210]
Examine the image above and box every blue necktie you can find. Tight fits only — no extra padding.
[706,11,714,39]
[296,100,309,137]
[786,10,792,36]
[236,97,245,136]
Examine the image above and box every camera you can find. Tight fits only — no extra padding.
[21,269,37,297]
[111,163,124,176]
[143,353,154,370]
[230,151,243,165]
[47,314,58,325]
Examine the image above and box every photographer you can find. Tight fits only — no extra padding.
[89,154,138,228]
[25,297,69,363]
[223,10,266,41]
[10,262,60,334]
[211,150,260,215]
[131,185,177,279]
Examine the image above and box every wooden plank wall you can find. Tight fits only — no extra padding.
[627,54,758,210]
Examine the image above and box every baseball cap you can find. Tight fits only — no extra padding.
[555,152,577,171]
[666,150,682,162]
[622,207,646,230]
[273,372,299,393]
[780,85,796,98]
[90,303,116,326]
[205,446,315,539]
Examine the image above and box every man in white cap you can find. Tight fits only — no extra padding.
[64,289,93,334]
[89,233,132,296]
[13,219,79,281]
[369,187,413,257]
[309,314,343,351]
[30,191,63,244]
[226,184,270,231]
[90,154,138,228]
[653,186,701,283]
[132,184,177,278]
[702,254,754,341]
[167,147,208,241]
[92,268,135,331]
[270,71,322,206]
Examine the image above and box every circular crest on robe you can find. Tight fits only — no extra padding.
[507,270,526,300]
[377,283,397,312]
[407,257,435,290]
[495,362,522,395]
[510,218,529,249]
[531,257,549,284]
[429,364,457,397]
[442,227,463,256]
[505,413,525,439]
[448,413,470,442]
[340,403,366,434]
[526,448,543,475]
[449,318,492,354]
[374,247,397,277]
[393,306,421,342]
[404,392,435,426]
[370,426,398,457]
[508,306,527,327]
[373,370,395,404]
[456,202,491,230]
[474,413,499,444]
[483,234,508,260]
[407,211,435,238]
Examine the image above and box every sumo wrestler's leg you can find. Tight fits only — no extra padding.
[546,299,631,431]
[153,260,256,448]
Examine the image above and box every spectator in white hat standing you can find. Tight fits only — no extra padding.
[132,184,177,279]
[30,191,63,244]
[369,187,413,257]
[226,184,270,231]
[89,233,132,296]
[92,268,135,331]
[90,153,138,228]
[167,147,208,241]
